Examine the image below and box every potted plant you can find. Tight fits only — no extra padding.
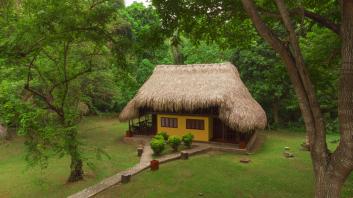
[150,159,159,171]
[125,130,133,137]
[168,136,181,152]
[239,140,247,149]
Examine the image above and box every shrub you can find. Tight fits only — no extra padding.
[182,133,194,148]
[150,138,165,155]
[153,134,165,141]
[157,132,169,141]
[168,136,181,151]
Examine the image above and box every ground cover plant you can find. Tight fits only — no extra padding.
[0,116,138,198]
[96,130,353,198]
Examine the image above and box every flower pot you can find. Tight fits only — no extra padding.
[150,160,159,171]
[125,130,133,137]
[239,141,247,149]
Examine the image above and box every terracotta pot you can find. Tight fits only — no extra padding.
[125,130,133,137]
[239,141,247,149]
[150,160,159,171]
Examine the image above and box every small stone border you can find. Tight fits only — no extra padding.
[68,139,251,198]
[68,145,211,198]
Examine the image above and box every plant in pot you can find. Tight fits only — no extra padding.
[168,136,181,152]
[182,133,194,148]
[125,130,133,137]
[239,140,247,149]
[150,136,165,155]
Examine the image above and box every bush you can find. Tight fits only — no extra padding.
[182,133,194,148]
[157,132,169,141]
[168,136,181,151]
[153,134,165,140]
[150,138,165,155]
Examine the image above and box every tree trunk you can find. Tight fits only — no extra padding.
[271,101,280,124]
[68,154,84,182]
[67,129,84,183]
[170,30,184,65]
[315,165,345,198]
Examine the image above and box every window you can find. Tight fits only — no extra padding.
[186,119,205,130]
[160,117,178,128]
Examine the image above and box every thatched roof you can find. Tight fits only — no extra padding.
[119,63,267,132]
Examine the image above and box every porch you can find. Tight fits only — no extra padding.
[211,118,256,149]
[128,114,157,135]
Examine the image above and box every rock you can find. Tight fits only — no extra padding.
[283,151,294,158]
[0,124,7,140]
[284,146,290,151]
[198,192,203,196]
[240,158,251,163]
[301,142,310,151]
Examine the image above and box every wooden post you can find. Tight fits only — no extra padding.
[222,123,225,141]
[128,120,131,132]
[137,146,143,157]
[121,174,131,184]
[181,151,189,160]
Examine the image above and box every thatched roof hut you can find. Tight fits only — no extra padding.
[119,63,266,132]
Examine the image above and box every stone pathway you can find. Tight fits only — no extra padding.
[68,143,211,198]
[68,145,151,198]
[68,139,249,198]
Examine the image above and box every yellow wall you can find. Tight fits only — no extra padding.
[157,114,212,142]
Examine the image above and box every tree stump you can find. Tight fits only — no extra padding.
[121,173,131,184]
[180,151,189,160]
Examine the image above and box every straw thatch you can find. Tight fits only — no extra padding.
[119,63,267,132]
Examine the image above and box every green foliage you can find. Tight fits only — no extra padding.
[157,132,169,141]
[150,137,165,155]
[182,133,194,148]
[0,0,130,179]
[167,136,181,151]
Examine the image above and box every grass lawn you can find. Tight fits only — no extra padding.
[0,115,139,198]
[96,130,353,198]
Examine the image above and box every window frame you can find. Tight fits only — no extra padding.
[186,119,205,130]
[160,117,178,128]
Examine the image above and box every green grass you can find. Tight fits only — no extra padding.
[97,130,353,198]
[0,116,139,198]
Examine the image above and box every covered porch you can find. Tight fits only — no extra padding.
[128,114,157,135]
[212,118,256,149]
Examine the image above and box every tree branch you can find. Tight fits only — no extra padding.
[303,9,340,35]
[61,41,70,111]
[274,0,328,157]
[259,7,340,35]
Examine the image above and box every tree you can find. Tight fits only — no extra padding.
[152,0,352,196]
[115,3,170,110]
[0,0,126,182]
[170,30,184,64]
